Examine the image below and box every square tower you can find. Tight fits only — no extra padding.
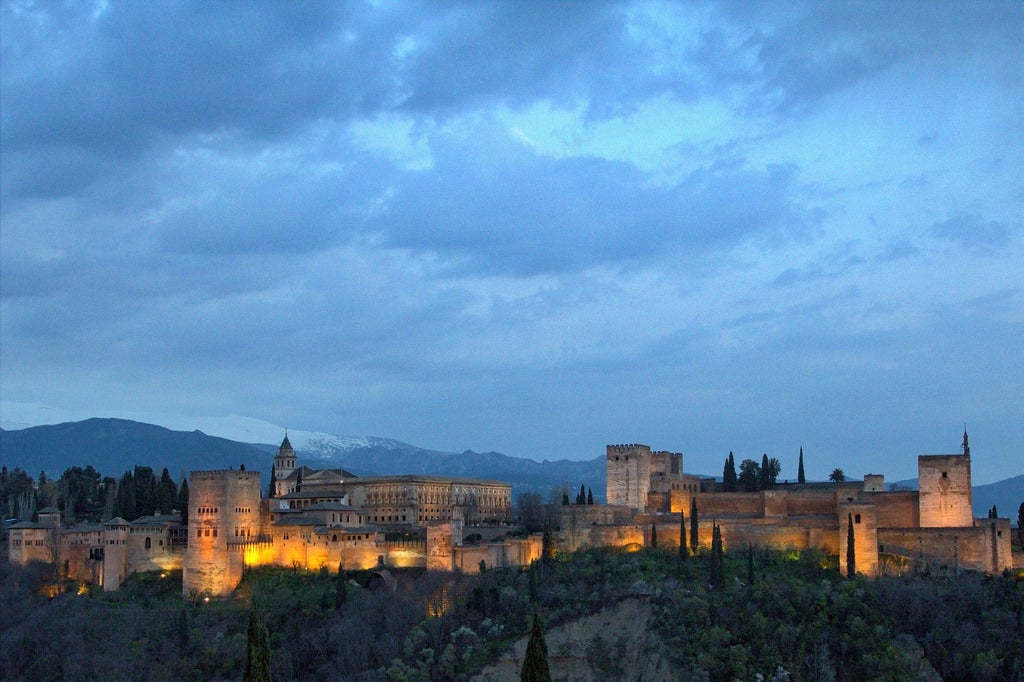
[918,452,973,528]
[606,444,652,510]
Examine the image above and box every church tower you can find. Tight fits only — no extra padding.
[273,433,297,497]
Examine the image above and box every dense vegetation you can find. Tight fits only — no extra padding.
[1,544,1021,681]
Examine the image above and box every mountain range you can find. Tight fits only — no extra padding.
[1,411,1019,519]
[0,418,605,502]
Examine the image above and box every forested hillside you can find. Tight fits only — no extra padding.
[2,544,1021,680]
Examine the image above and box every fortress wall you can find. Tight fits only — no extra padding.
[877,519,1012,574]
[64,545,104,584]
[453,537,540,572]
[694,493,762,517]
[785,491,838,516]
[869,491,919,527]
[918,455,973,528]
[559,524,644,553]
[125,529,184,574]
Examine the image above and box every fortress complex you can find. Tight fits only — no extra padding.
[560,432,1013,576]
[6,431,1014,597]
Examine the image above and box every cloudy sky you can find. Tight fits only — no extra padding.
[2,1,1021,484]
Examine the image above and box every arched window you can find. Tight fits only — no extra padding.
[145,537,151,549]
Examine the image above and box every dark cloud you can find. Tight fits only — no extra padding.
[930,214,1013,253]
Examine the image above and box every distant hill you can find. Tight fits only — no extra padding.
[0,418,269,479]
[0,418,605,501]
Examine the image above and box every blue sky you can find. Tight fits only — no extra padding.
[2,1,1021,484]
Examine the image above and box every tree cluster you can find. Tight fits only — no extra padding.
[0,463,188,525]
[722,453,781,492]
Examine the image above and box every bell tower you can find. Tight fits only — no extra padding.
[273,432,297,497]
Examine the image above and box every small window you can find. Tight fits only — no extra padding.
[145,537,151,549]
[854,514,861,524]
[942,471,948,478]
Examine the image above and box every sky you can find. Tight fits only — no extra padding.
[1,1,1022,485]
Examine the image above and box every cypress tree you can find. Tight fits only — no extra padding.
[335,561,347,609]
[759,453,771,491]
[710,523,724,589]
[798,446,806,484]
[650,523,657,548]
[747,544,755,585]
[846,513,856,579]
[177,478,189,525]
[577,484,586,504]
[689,497,699,555]
[586,488,593,505]
[117,471,136,521]
[268,464,276,499]
[678,509,688,562]
[521,611,552,682]
[723,452,738,492]
[243,606,272,682]
[542,523,555,562]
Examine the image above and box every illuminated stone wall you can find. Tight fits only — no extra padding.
[606,444,652,510]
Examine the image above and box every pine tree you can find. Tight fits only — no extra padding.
[689,497,699,555]
[335,561,347,609]
[723,452,738,492]
[846,513,856,579]
[798,446,806,484]
[710,523,724,589]
[521,611,552,682]
[650,523,657,548]
[243,606,272,682]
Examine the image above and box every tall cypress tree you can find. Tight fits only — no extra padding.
[798,447,806,484]
[678,509,687,562]
[521,611,552,682]
[335,561,347,609]
[710,523,725,589]
[846,513,856,579]
[689,497,699,555]
[723,452,738,492]
[759,453,771,491]
[268,464,276,499]
[586,488,593,505]
[243,606,272,682]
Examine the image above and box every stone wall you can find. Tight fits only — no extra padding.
[839,502,879,576]
[869,491,919,528]
[877,518,1013,573]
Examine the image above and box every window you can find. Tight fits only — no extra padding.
[854,514,861,524]
[942,471,948,478]
[145,537,151,549]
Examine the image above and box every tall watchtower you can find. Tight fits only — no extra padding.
[273,433,297,497]
[918,430,974,528]
[606,444,652,510]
